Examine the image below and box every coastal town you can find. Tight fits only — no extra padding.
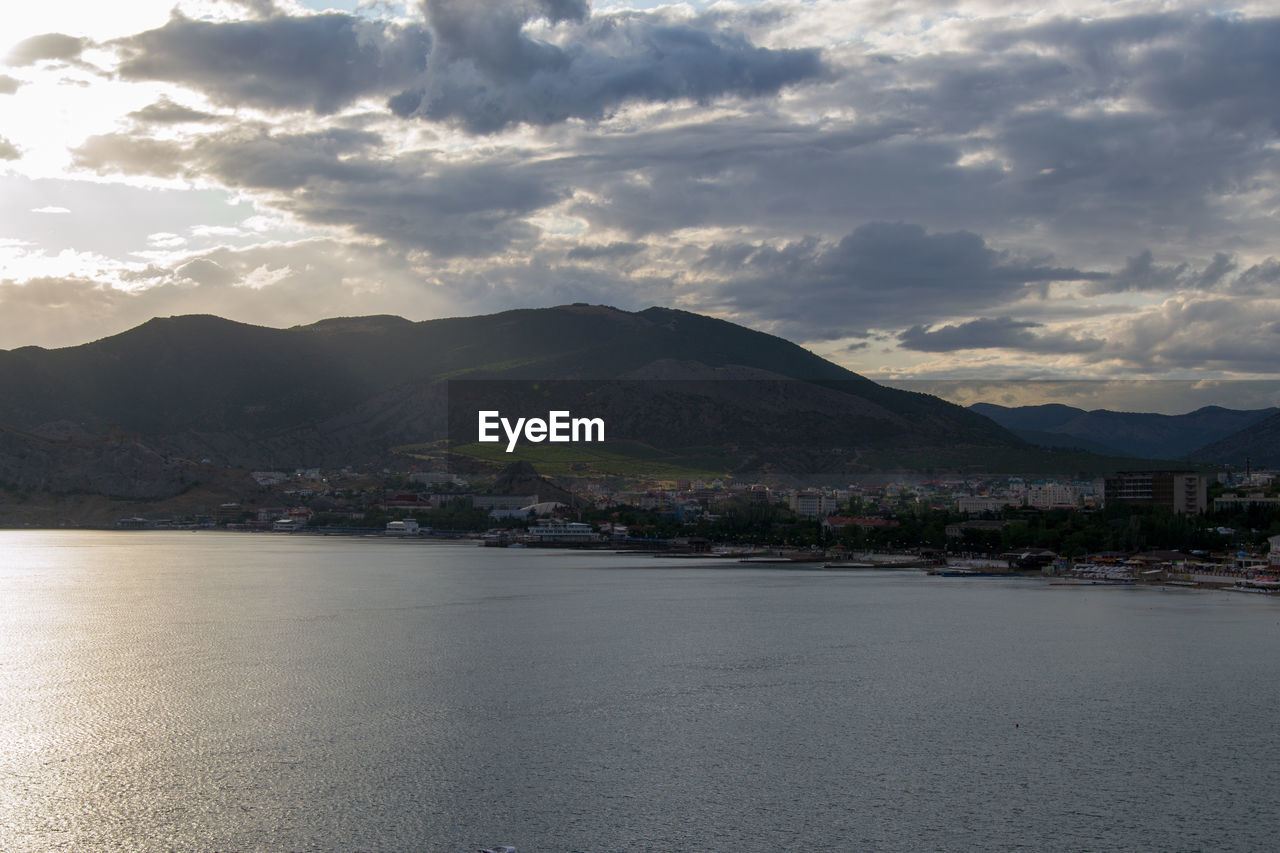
[103,461,1280,594]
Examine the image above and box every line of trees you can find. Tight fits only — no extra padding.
[585,498,1280,556]
[304,484,1280,557]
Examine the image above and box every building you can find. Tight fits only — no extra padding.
[213,503,243,525]
[1026,482,1077,508]
[272,516,308,532]
[527,521,600,544]
[1213,493,1280,512]
[384,519,423,536]
[956,496,1016,515]
[788,491,833,518]
[1103,470,1208,514]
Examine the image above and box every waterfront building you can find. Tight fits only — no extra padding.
[384,519,422,536]
[527,520,600,543]
[1102,471,1208,514]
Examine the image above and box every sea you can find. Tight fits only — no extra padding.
[2,531,1278,852]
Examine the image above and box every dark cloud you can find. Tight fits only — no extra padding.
[74,126,384,188]
[411,10,823,133]
[115,13,431,114]
[559,116,998,240]
[1138,17,1280,132]
[990,110,1263,246]
[197,127,387,190]
[128,97,218,125]
[566,241,645,261]
[1093,250,1187,294]
[424,0,587,79]
[1194,253,1238,290]
[287,159,558,257]
[732,14,1280,260]
[705,222,1105,339]
[110,5,820,133]
[0,136,18,160]
[5,33,89,66]
[989,14,1280,133]
[898,317,1104,354]
[0,74,20,94]
[72,127,559,257]
[1230,259,1280,296]
[1083,250,1258,296]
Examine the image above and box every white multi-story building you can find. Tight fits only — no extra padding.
[956,496,1016,515]
[1027,482,1077,508]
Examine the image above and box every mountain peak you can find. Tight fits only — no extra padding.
[295,315,415,334]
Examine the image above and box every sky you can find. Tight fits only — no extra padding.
[3,0,1280,412]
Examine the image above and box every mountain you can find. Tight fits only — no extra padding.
[489,460,576,505]
[0,304,1150,501]
[970,402,1279,460]
[1189,412,1280,467]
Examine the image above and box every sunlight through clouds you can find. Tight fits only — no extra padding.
[2,0,1279,404]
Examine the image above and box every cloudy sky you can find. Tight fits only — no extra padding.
[3,0,1280,410]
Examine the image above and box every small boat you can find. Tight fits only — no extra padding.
[479,847,517,853]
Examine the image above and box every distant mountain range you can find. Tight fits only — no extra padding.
[0,304,1154,502]
[970,402,1278,463]
[1188,412,1280,467]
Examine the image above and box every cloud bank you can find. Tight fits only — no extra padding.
[2,0,1280,394]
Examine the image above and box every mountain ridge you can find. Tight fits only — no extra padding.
[0,304,1177,503]
[970,401,1279,460]
[1189,411,1280,467]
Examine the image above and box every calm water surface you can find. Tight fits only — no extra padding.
[2,531,1278,852]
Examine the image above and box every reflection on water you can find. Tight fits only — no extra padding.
[2,531,1279,851]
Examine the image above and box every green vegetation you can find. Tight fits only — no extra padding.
[312,498,495,532]
[444,440,733,480]
[573,497,1280,556]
